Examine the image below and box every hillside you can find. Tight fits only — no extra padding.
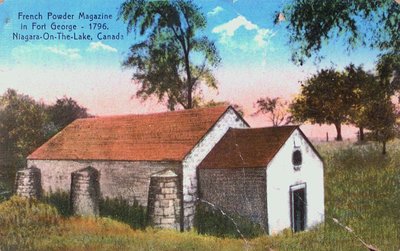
[0,140,399,250]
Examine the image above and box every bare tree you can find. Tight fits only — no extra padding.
[255,97,292,126]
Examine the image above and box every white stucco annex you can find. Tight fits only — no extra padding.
[199,126,325,234]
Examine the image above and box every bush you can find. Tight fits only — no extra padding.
[99,197,147,229]
[0,181,12,203]
[0,196,60,250]
[0,196,59,227]
[194,203,265,238]
[0,165,15,202]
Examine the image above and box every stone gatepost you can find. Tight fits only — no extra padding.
[14,165,42,199]
[70,166,100,216]
[147,170,181,230]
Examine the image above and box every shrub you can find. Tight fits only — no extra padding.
[99,197,147,229]
[42,190,72,217]
[0,165,15,202]
[0,181,12,203]
[194,203,265,238]
[0,196,60,250]
[0,195,59,227]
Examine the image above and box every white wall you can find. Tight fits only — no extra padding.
[266,129,324,234]
[182,107,249,229]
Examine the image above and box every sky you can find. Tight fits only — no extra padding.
[0,0,382,140]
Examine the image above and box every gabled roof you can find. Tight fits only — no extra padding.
[199,126,299,169]
[28,106,234,162]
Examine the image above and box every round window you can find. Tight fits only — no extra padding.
[292,149,302,167]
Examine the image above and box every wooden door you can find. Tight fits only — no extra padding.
[290,184,306,232]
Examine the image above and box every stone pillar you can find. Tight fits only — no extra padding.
[14,166,42,199]
[70,166,100,216]
[147,170,181,230]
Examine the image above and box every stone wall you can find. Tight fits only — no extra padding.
[182,107,249,229]
[70,166,100,216]
[147,170,181,230]
[27,159,181,206]
[14,166,42,199]
[198,167,268,229]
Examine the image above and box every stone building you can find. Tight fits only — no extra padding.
[27,106,324,233]
[198,126,325,234]
[27,106,248,230]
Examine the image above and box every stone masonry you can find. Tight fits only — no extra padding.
[182,108,249,229]
[147,170,181,230]
[14,166,42,199]
[27,159,181,206]
[70,166,100,216]
[199,167,268,230]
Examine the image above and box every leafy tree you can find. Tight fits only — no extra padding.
[255,97,292,126]
[277,0,400,65]
[119,0,220,110]
[377,53,400,97]
[364,100,397,155]
[290,68,353,141]
[343,64,377,141]
[201,100,244,116]
[47,96,89,132]
[0,89,48,168]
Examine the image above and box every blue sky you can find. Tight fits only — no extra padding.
[0,0,381,138]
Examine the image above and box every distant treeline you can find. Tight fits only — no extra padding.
[0,89,89,173]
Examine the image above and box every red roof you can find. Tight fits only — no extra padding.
[199,126,298,169]
[28,106,231,161]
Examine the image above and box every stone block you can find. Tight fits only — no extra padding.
[161,188,175,194]
[163,182,176,188]
[156,194,165,200]
[154,207,164,216]
[163,206,175,216]
[160,217,176,224]
[165,194,177,199]
[160,200,171,208]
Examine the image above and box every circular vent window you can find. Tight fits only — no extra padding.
[292,149,302,170]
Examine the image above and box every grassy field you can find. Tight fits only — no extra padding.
[0,140,399,250]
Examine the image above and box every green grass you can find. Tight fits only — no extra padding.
[194,202,265,238]
[0,140,399,250]
[99,197,147,229]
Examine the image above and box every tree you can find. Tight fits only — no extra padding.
[201,100,244,116]
[343,64,377,141]
[119,0,220,110]
[290,68,353,141]
[377,53,400,97]
[255,97,292,126]
[0,89,49,168]
[277,0,400,65]
[47,96,90,132]
[364,100,397,155]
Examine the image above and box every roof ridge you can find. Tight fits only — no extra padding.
[76,105,230,121]
[229,125,298,131]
